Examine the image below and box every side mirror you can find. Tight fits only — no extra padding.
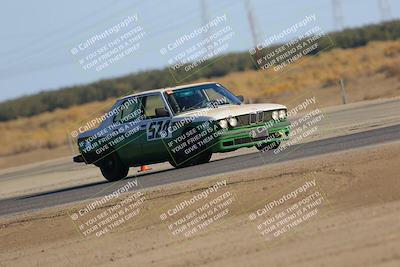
[236,95,244,102]
[155,108,170,117]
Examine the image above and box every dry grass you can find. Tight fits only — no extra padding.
[0,41,399,157]
[206,40,400,99]
[0,99,115,156]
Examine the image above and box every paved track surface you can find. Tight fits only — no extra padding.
[1,123,399,217]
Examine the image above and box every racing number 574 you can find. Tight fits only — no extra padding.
[147,120,170,140]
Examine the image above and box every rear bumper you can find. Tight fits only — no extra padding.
[212,120,290,152]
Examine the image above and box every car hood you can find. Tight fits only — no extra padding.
[172,103,286,122]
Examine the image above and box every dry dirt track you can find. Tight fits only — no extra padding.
[0,98,399,267]
[0,141,399,267]
[0,97,400,217]
[0,123,399,218]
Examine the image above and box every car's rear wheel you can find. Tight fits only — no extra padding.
[256,141,280,152]
[100,153,129,182]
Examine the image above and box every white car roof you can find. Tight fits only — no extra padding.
[119,82,218,100]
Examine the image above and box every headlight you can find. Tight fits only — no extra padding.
[279,110,287,119]
[228,117,238,127]
[272,111,279,120]
[218,119,228,129]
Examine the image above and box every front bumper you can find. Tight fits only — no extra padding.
[211,120,290,152]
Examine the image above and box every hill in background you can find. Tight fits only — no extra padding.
[0,20,399,122]
[0,40,399,168]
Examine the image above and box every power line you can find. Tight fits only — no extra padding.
[0,0,130,58]
[378,0,392,22]
[331,0,345,31]
[0,0,237,80]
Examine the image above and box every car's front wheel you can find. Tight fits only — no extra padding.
[194,150,212,164]
[99,153,129,182]
[169,150,212,168]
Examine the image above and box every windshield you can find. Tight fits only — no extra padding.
[165,84,241,114]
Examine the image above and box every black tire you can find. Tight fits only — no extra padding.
[168,151,194,168]
[169,150,212,168]
[194,150,212,164]
[168,158,189,168]
[169,127,213,168]
[168,127,194,168]
[99,153,129,182]
[256,141,280,152]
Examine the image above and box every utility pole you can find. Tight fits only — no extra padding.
[331,0,344,31]
[339,79,347,104]
[378,0,392,22]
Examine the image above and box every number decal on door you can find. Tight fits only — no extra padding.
[147,120,171,140]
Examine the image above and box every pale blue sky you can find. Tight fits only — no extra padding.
[0,0,398,101]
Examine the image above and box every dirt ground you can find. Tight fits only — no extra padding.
[1,97,400,201]
[0,141,399,267]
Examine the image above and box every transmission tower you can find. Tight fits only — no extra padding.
[378,0,392,21]
[244,0,262,59]
[331,0,344,31]
[201,0,211,40]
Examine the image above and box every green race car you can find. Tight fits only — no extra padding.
[73,82,290,181]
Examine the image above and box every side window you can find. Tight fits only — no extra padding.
[143,94,167,119]
[113,97,143,123]
[113,102,123,123]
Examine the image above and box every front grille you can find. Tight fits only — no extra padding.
[236,111,274,126]
[263,111,273,121]
[256,112,264,122]
[237,114,250,126]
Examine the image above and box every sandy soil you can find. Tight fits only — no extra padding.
[0,141,399,267]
